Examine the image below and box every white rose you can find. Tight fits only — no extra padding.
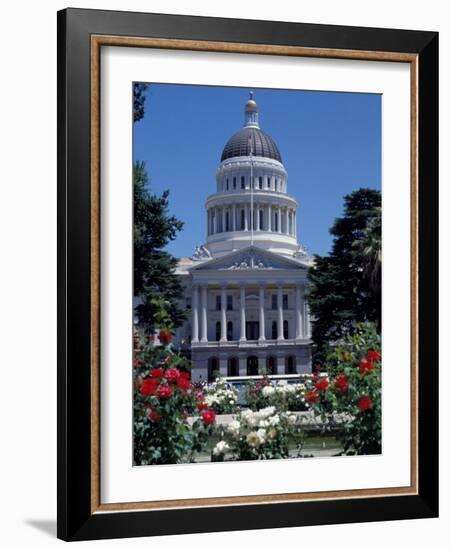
[262,386,275,397]
[246,431,262,448]
[256,428,267,443]
[213,441,230,456]
[288,414,297,425]
[227,420,241,436]
[268,414,280,426]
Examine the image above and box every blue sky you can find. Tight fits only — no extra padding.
[133,84,381,257]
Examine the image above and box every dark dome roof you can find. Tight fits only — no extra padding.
[221,126,282,163]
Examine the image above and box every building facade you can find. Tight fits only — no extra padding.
[175,93,313,382]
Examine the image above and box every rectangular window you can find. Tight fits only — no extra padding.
[233,176,236,189]
[271,294,277,310]
[216,295,221,311]
[267,177,271,188]
[227,295,233,311]
[241,175,245,189]
[283,294,288,309]
[226,178,229,190]
[259,176,263,189]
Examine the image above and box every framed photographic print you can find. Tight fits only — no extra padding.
[57,8,438,541]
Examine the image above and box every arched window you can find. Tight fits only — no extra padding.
[241,209,245,230]
[227,321,233,341]
[267,356,276,375]
[228,357,238,377]
[283,320,289,339]
[247,356,259,376]
[272,321,278,340]
[208,357,218,382]
[286,356,296,374]
[215,321,221,341]
[241,175,245,189]
[267,177,271,189]
[258,176,263,189]
[233,176,237,189]
[259,209,264,230]
[226,178,229,191]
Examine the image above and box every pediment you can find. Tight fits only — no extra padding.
[189,246,307,272]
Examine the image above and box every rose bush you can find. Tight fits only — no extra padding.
[202,378,239,414]
[245,376,312,412]
[305,322,382,455]
[133,328,216,465]
[213,406,303,461]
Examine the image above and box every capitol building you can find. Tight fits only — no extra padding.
[174,93,313,382]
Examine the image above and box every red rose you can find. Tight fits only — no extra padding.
[148,410,160,421]
[335,373,349,394]
[314,378,329,391]
[201,409,216,426]
[156,384,173,399]
[305,390,319,403]
[367,350,381,362]
[197,402,208,411]
[140,378,159,396]
[150,367,164,379]
[133,355,140,368]
[177,377,191,391]
[358,395,372,412]
[159,331,173,344]
[165,367,180,382]
[359,359,375,375]
[179,371,190,380]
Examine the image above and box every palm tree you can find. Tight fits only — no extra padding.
[352,207,381,329]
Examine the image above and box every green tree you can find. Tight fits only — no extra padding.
[134,161,186,329]
[133,83,148,122]
[307,188,381,362]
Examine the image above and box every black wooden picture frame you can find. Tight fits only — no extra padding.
[57,7,438,541]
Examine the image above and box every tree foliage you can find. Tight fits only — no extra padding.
[134,161,186,329]
[307,188,381,362]
[133,83,148,122]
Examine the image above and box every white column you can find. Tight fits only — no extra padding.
[220,286,227,342]
[276,353,285,374]
[238,356,247,376]
[222,207,226,233]
[294,211,297,238]
[255,203,259,231]
[259,286,266,341]
[244,205,248,231]
[295,285,302,340]
[200,285,208,342]
[239,286,246,341]
[305,301,311,339]
[268,204,272,232]
[191,285,199,343]
[278,206,282,233]
[219,358,227,377]
[277,285,284,340]
[302,286,308,338]
[213,208,217,234]
[232,204,236,231]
